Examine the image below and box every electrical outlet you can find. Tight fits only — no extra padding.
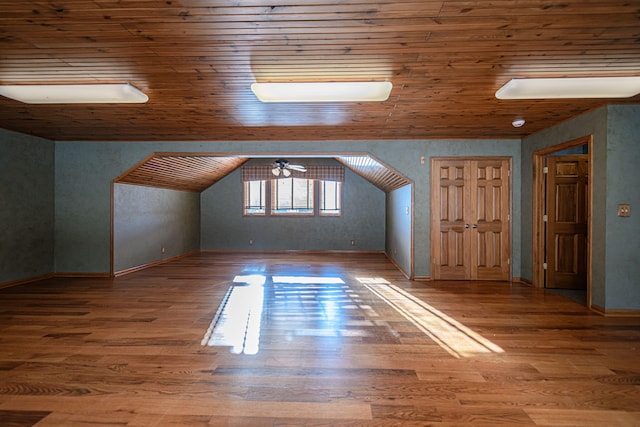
[618,204,631,217]
[161,247,166,254]
[249,239,254,245]
[350,240,355,246]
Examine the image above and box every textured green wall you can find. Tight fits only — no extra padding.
[201,158,386,252]
[0,129,54,283]
[605,105,640,309]
[386,184,412,277]
[113,184,200,273]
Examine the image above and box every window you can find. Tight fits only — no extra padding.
[319,181,342,216]
[243,177,341,217]
[243,180,266,215]
[271,178,314,215]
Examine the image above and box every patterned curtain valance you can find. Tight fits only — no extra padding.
[242,165,344,182]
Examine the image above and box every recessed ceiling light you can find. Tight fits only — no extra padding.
[496,77,640,99]
[0,83,149,104]
[512,118,526,127]
[251,82,392,102]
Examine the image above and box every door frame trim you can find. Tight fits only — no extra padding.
[532,136,593,308]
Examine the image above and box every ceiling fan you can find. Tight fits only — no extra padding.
[271,159,307,177]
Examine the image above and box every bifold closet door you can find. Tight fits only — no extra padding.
[431,158,511,280]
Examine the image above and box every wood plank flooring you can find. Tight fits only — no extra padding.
[1,252,639,426]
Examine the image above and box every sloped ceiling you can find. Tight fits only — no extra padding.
[115,154,249,192]
[115,153,410,193]
[336,155,411,192]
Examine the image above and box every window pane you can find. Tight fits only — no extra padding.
[320,181,341,216]
[272,178,313,215]
[292,179,313,209]
[275,178,292,210]
[244,180,265,215]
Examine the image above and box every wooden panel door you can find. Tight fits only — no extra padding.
[431,159,470,280]
[470,159,511,280]
[431,158,511,280]
[545,155,588,289]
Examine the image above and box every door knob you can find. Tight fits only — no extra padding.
[472,224,478,229]
[465,224,470,229]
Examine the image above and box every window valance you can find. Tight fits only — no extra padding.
[242,165,344,183]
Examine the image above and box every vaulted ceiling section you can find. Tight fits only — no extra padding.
[0,1,639,142]
[335,155,410,192]
[115,153,410,193]
[115,154,250,192]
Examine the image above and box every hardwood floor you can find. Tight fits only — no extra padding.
[1,252,639,426]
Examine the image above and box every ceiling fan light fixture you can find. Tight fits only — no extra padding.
[0,83,149,104]
[272,166,291,177]
[251,81,392,102]
[496,77,640,99]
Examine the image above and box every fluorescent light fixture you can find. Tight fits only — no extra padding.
[0,83,148,104]
[251,81,392,102]
[496,77,640,99]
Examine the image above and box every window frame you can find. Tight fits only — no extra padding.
[319,180,342,217]
[243,179,267,216]
[270,177,315,216]
[243,177,342,217]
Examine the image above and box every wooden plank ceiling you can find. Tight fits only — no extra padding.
[335,155,410,192]
[115,154,249,192]
[0,1,639,142]
[115,153,409,192]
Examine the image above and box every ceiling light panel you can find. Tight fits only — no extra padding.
[496,77,640,99]
[251,82,392,102]
[0,83,149,104]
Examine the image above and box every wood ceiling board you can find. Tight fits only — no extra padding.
[0,0,638,141]
[116,155,249,192]
[336,155,411,193]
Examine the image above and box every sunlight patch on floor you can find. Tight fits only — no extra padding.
[202,274,502,358]
[357,277,504,358]
[201,275,265,354]
[202,275,351,354]
[273,276,346,285]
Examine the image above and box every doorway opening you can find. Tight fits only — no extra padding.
[532,136,592,308]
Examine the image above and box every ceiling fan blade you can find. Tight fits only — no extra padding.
[288,164,307,172]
